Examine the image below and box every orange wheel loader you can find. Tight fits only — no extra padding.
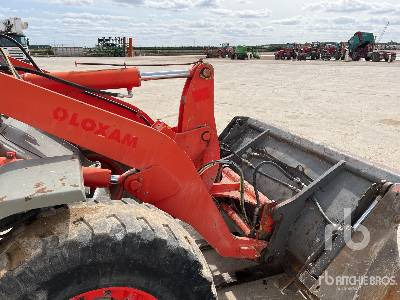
[0,34,398,299]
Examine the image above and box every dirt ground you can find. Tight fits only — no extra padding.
[35,55,400,299]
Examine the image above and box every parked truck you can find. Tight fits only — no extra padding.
[0,17,29,61]
[348,32,396,62]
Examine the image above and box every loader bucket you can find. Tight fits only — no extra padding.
[219,117,400,299]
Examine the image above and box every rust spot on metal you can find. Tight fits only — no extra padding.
[36,187,54,194]
[59,176,67,186]
[391,184,400,194]
[25,183,54,201]
[34,182,45,189]
[383,284,400,299]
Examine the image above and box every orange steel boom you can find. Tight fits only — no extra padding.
[0,61,273,260]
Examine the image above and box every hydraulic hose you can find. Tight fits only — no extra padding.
[12,66,122,97]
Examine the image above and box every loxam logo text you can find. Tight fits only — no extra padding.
[53,107,138,148]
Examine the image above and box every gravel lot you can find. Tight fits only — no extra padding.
[35,55,400,299]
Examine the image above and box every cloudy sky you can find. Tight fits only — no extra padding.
[1,0,399,46]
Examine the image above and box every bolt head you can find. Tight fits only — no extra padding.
[201,131,211,142]
[200,68,212,79]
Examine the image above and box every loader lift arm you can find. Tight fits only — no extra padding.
[0,60,269,260]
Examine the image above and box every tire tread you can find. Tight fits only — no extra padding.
[0,200,216,299]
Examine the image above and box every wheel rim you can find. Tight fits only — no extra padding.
[70,287,157,300]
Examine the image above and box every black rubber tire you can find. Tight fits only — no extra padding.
[0,199,216,300]
[351,52,360,61]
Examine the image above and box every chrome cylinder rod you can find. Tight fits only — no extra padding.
[140,70,190,81]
